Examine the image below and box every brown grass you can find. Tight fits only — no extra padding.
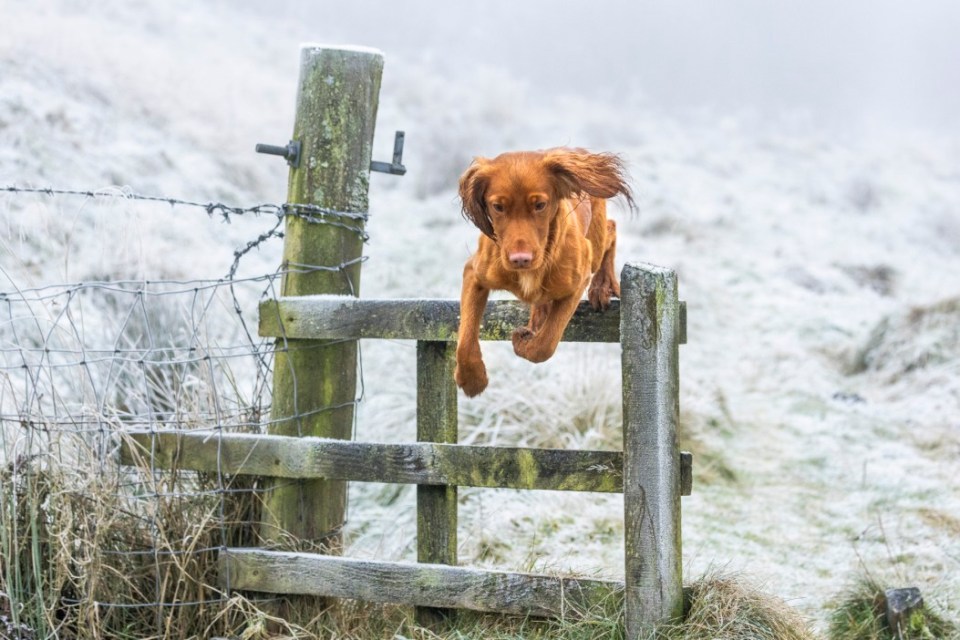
[656,573,816,640]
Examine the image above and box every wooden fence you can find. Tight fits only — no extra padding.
[117,45,691,638]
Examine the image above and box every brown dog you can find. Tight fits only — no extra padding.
[455,148,635,396]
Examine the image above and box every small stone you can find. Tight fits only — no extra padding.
[884,587,923,639]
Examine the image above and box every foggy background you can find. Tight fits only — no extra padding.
[2,0,959,632]
[238,0,960,135]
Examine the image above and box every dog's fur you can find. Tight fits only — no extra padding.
[455,148,635,396]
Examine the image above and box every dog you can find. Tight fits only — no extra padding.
[455,147,635,397]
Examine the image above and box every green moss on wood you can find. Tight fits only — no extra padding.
[258,298,621,342]
[219,549,622,618]
[265,46,383,559]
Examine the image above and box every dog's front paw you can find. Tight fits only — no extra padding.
[588,277,620,311]
[455,359,488,397]
[511,326,535,357]
[512,327,555,363]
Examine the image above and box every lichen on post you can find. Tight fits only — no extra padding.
[620,262,683,636]
[415,340,459,627]
[259,44,384,619]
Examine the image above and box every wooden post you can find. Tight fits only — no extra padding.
[415,341,459,626]
[620,263,683,637]
[259,44,383,614]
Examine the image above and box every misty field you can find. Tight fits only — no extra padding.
[2,1,959,638]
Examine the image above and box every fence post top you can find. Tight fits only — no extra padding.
[299,43,385,59]
[621,261,676,280]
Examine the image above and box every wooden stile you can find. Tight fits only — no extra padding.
[113,43,691,633]
[120,262,690,633]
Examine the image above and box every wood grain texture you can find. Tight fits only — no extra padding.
[416,341,459,625]
[620,263,684,635]
[260,298,687,344]
[219,548,623,618]
[259,297,620,342]
[118,431,629,493]
[262,45,382,562]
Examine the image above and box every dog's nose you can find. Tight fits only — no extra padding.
[508,252,533,269]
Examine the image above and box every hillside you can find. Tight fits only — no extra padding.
[1,0,958,634]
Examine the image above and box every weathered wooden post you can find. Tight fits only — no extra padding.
[260,44,383,616]
[620,263,683,637]
[415,340,459,626]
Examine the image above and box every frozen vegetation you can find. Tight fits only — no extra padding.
[1,0,958,634]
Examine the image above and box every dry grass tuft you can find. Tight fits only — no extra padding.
[0,428,262,640]
[655,572,816,640]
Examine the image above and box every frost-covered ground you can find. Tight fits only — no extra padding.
[2,0,959,633]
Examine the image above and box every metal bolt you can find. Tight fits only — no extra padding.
[255,140,301,168]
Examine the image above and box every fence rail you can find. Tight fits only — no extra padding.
[219,549,623,617]
[259,296,687,344]
[119,424,693,494]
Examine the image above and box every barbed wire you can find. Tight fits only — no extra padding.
[0,186,369,635]
[0,185,370,226]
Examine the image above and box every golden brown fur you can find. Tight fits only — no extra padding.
[455,148,635,396]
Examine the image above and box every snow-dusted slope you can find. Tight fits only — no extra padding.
[2,0,958,631]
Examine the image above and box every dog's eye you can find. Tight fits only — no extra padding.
[534,201,547,212]
[491,203,505,213]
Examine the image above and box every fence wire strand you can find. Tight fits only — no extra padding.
[0,186,367,637]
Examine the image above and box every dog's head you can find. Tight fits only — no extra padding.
[459,148,634,271]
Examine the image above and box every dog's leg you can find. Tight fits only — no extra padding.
[455,259,491,396]
[528,302,552,333]
[588,219,620,310]
[512,292,583,363]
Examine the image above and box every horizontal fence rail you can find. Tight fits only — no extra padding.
[119,430,693,496]
[260,297,687,344]
[219,548,623,617]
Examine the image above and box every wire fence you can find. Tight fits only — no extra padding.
[0,186,367,639]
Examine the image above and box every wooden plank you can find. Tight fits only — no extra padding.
[415,341,459,625]
[261,297,687,345]
[259,297,622,342]
[261,296,686,344]
[118,431,625,493]
[219,548,622,618]
[620,263,684,634]
[120,431,693,496]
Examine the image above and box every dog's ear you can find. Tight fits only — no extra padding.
[542,148,637,213]
[459,157,496,239]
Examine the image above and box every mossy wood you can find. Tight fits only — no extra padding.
[416,341,459,625]
[260,297,688,344]
[118,430,691,495]
[219,549,622,618]
[264,43,382,573]
[620,263,684,635]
